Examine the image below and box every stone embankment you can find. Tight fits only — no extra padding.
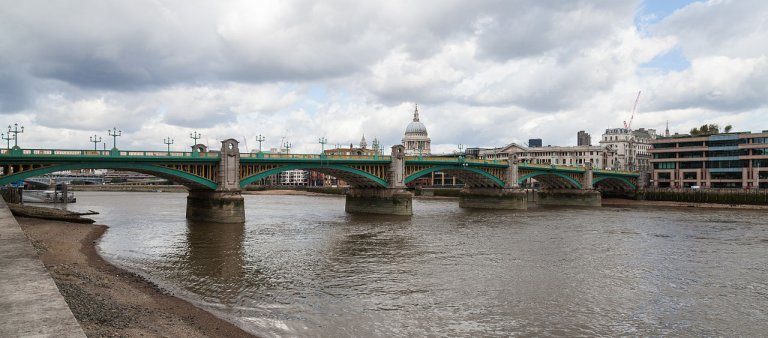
[638,188,768,205]
[0,198,85,337]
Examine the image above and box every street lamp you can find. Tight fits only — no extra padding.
[164,137,174,154]
[255,134,266,152]
[1,132,12,150]
[418,143,424,159]
[89,135,102,150]
[372,138,380,154]
[189,131,201,149]
[318,136,327,154]
[108,127,121,150]
[283,141,292,155]
[8,123,23,148]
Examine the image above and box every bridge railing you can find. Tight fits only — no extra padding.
[520,163,638,175]
[593,169,638,175]
[406,156,505,165]
[240,153,391,160]
[1,148,220,158]
[521,163,584,171]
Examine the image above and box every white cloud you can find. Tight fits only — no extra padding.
[1,0,767,152]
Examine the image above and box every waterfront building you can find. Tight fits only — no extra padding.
[649,130,768,188]
[478,143,617,169]
[577,131,591,146]
[279,169,308,186]
[402,105,431,156]
[528,138,543,147]
[599,127,657,171]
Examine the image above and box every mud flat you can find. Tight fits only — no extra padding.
[16,217,255,337]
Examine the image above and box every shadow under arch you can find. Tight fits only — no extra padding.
[518,171,583,189]
[404,165,505,188]
[0,162,217,189]
[593,176,637,191]
[240,164,388,188]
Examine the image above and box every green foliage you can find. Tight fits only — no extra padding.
[724,125,733,133]
[690,123,720,136]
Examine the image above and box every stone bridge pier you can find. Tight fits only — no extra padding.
[345,145,413,215]
[536,164,601,207]
[186,139,246,223]
[458,159,528,210]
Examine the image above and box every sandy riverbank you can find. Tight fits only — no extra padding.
[16,216,254,337]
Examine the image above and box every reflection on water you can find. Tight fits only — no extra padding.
[68,192,768,337]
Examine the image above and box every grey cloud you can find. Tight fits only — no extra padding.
[652,0,768,59]
[0,71,32,112]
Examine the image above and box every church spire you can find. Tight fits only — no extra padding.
[413,103,419,122]
[665,120,670,137]
[360,133,367,149]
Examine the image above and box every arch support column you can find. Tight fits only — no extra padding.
[345,145,412,215]
[537,189,601,207]
[186,139,245,223]
[459,187,528,209]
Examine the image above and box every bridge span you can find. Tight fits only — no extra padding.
[0,139,639,222]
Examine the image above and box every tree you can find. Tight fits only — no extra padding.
[690,123,720,136]
[724,125,733,133]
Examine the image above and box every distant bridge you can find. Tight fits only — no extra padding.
[0,140,639,221]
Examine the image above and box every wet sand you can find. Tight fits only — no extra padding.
[16,216,254,337]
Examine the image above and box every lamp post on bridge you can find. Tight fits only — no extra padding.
[283,141,292,155]
[8,123,23,149]
[189,131,201,149]
[418,143,424,160]
[1,132,12,150]
[372,138,380,159]
[164,137,174,154]
[89,135,102,150]
[318,137,327,155]
[255,134,265,153]
[108,127,121,150]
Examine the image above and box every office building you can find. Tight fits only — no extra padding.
[649,131,768,188]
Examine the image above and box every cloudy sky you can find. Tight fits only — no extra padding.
[1,0,767,153]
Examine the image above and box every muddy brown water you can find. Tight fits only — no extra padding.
[60,192,768,336]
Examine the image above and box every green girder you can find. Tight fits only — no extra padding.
[518,171,583,189]
[592,175,637,190]
[239,163,389,188]
[0,162,217,190]
[404,165,505,187]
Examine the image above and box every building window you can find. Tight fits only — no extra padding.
[654,162,675,169]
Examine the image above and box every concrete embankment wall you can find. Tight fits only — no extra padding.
[0,199,85,337]
[639,188,768,205]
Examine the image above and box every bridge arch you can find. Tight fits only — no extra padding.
[518,171,583,189]
[239,164,388,188]
[593,176,637,191]
[0,163,217,190]
[404,165,505,188]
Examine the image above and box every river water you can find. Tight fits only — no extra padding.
[65,191,767,336]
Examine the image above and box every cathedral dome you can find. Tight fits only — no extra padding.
[404,105,428,135]
[405,120,427,134]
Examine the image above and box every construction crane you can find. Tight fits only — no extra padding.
[623,90,642,130]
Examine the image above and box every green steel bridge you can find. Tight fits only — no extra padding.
[0,140,641,221]
[0,147,639,191]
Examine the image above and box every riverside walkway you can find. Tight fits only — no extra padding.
[0,199,85,337]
